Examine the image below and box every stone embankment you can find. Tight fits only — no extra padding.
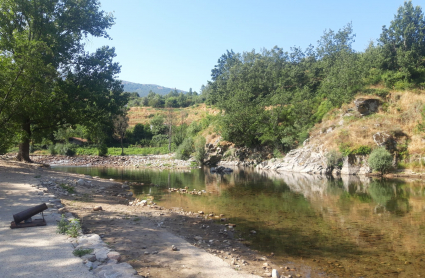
[28,154,193,168]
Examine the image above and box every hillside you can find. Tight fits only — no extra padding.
[121,81,187,97]
[127,103,219,127]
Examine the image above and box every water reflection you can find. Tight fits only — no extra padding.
[53,166,425,277]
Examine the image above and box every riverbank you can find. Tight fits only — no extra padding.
[1,154,194,169]
[0,157,318,278]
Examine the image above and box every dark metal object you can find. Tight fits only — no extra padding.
[10,203,48,229]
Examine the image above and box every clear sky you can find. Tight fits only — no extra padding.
[85,0,416,93]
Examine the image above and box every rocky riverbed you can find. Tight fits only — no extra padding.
[0,156,318,278]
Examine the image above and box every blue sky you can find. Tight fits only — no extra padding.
[85,0,415,92]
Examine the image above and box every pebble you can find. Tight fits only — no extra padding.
[93,206,102,211]
[171,245,178,251]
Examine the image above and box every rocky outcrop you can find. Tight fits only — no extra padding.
[256,143,372,176]
[340,155,371,175]
[256,144,327,174]
[354,98,380,115]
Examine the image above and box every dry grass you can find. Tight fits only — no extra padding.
[310,90,425,156]
[127,104,220,127]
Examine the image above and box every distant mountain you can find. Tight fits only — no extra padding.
[121,81,187,97]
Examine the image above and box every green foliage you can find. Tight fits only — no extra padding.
[97,144,108,156]
[313,100,333,122]
[66,218,81,238]
[273,148,283,158]
[194,136,206,165]
[54,143,76,156]
[57,215,69,235]
[56,216,81,237]
[352,145,372,155]
[326,149,343,169]
[59,184,75,193]
[0,0,128,161]
[48,145,57,155]
[73,249,94,257]
[339,143,352,157]
[368,147,393,174]
[175,137,194,160]
[150,115,166,135]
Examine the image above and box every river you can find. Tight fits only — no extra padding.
[52,166,425,277]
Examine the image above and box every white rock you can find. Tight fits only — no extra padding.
[272,269,279,278]
[77,179,86,186]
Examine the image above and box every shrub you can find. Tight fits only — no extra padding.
[97,143,108,156]
[352,145,372,155]
[54,143,76,156]
[368,147,393,175]
[56,215,81,237]
[175,137,193,160]
[49,144,57,155]
[326,149,343,169]
[66,218,81,238]
[194,136,206,165]
[273,148,283,158]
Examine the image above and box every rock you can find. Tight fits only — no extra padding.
[81,254,96,262]
[194,236,203,241]
[85,261,93,269]
[107,251,121,262]
[373,132,397,151]
[171,245,178,251]
[137,200,147,206]
[250,230,256,234]
[122,184,129,189]
[354,98,380,116]
[93,206,103,211]
[77,179,86,186]
[272,269,279,278]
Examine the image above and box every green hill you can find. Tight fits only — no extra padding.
[122,81,187,97]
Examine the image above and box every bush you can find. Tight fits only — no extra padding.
[194,136,206,165]
[98,143,108,156]
[48,144,57,155]
[54,143,76,156]
[368,147,393,175]
[326,149,343,169]
[352,145,372,155]
[175,137,193,160]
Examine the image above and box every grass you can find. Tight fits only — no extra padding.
[73,248,93,257]
[59,183,75,193]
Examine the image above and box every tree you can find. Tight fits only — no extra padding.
[113,113,129,156]
[379,1,425,72]
[133,123,145,143]
[150,115,166,135]
[0,0,127,161]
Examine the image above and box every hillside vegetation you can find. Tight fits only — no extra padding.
[201,1,425,157]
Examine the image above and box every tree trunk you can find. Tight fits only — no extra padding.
[17,119,32,162]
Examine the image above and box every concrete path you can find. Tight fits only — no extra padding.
[0,162,93,278]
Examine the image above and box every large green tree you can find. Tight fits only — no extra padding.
[0,0,128,161]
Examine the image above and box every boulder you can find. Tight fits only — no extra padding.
[354,98,380,116]
[373,132,397,151]
[107,251,121,262]
[77,179,86,186]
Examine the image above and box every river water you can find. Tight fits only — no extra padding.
[53,166,425,277]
